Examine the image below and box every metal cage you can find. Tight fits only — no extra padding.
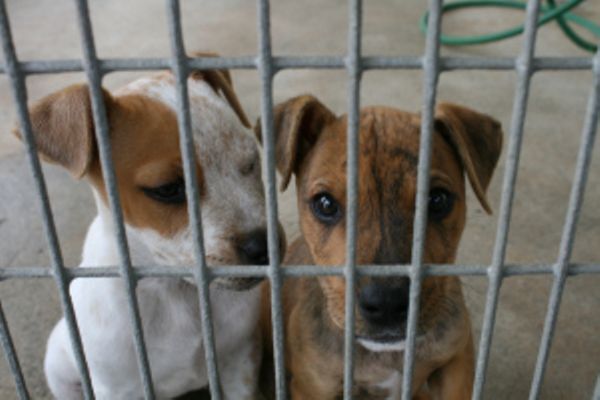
[0,0,599,399]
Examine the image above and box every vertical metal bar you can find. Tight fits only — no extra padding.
[257,1,286,398]
[593,375,600,400]
[528,48,600,400]
[472,1,542,398]
[72,1,155,398]
[0,301,30,400]
[164,1,222,398]
[0,1,95,398]
[401,1,442,398]
[342,0,362,399]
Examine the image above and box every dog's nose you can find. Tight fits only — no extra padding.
[237,229,269,265]
[358,280,410,327]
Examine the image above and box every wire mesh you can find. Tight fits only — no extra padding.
[256,0,287,398]
[0,0,598,399]
[164,0,223,398]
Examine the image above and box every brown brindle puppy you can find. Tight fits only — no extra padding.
[258,95,503,399]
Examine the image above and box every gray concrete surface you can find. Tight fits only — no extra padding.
[1,0,599,399]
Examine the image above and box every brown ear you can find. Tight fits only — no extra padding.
[435,102,503,214]
[189,51,251,129]
[254,95,336,191]
[12,84,112,179]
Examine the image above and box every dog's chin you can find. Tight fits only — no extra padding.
[212,277,264,291]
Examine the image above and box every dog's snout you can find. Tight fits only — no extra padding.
[358,280,410,327]
[237,229,269,265]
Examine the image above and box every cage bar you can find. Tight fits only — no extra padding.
[342,0,363,398]
[256,1,287,399]
[0,0,598,398]
[401,0,442,399]
[472,1,542,398]
[0,56,594,76]
[0,1,96,398]
[72,0,156,398]
[163,0,223,398]
[1,262,600,281]
[0,301,29,400]
[528,47,600,400]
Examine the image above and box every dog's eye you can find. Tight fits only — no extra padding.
[311,192,342,225]
[142,179,186,205]
[428,188,454,220]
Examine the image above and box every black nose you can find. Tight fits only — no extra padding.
[358,280,410,327]
[237,229,269,265]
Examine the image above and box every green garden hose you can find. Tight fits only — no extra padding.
[420,0,600,52]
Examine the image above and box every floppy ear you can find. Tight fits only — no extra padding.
[202,69,251,128]
[435,102,503,214]
[12,84,112,179]
[254,95,336,191]
[189,51,251,129]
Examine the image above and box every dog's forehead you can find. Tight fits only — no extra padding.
[358,107,421,160]
[116,72,257,163]
[308,107,421,177]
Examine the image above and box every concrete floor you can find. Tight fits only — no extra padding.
[1,0,599,399]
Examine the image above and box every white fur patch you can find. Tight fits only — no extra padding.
[44,73,267,400]
[358,338,406,353]
[376,370,402,400]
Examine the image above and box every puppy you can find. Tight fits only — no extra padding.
[16,66,283,399]
[258,95,502,399]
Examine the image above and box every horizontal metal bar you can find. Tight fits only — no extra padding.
[2,263,599,280]
[0,56,594,75]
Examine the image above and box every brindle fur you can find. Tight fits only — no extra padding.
[258,96,502,399]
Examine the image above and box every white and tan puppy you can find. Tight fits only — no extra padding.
[15,66,282,399]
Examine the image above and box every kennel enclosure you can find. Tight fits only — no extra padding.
[0,0,599,399]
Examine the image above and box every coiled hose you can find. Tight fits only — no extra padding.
[420,0,599,53]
